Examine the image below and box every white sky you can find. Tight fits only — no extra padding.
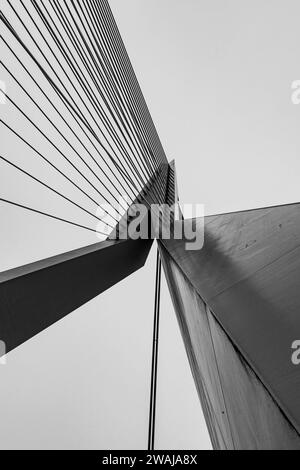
[1,0,300,450]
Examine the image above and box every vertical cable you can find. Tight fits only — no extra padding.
[148,247,162,451]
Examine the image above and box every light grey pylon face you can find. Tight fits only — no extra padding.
[159,203,300,449]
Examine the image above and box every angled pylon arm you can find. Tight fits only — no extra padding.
[0,159,171,357]
[0,238,153,355]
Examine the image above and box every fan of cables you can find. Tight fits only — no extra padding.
[0,0,168,239]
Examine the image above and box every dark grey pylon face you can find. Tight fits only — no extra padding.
[0,237,153,355]
[0,157,171,357]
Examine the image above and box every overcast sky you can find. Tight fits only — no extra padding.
[1,0,300,450]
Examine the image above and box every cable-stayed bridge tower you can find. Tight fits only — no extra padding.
[1,0,300,450]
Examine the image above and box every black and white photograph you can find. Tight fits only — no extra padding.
[1,0,300,453]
